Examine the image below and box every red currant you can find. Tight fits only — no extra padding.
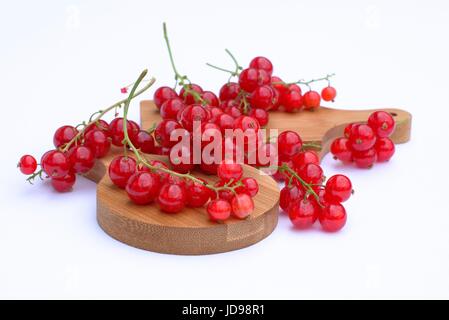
[207,199,231,222]
[224,105,243,118]
[109,118,139,147]
[238,68,270,92]
[219,82,240,101]
[241,177,259,197]
[368,111,395,138]
[142,160,170,184]
[303,91,321,109]
[179,84,203,105]
[292,150,320,169]
[180,104,210,131]
[53,125,78,148]
[330,137,353,163]
[68,145,95,174]
[249,56,273,76]
[84,130,111,158]
[319,203,347,232]
[280,184,305,212]
[85,119,110,137]
[288,198,319,229]
[154,119,183,147]
[249,108,269,127]
[209,107,224,124]
[42,150,72,178]
[157,183,187,213]
[249,85,277,110]
[18,155,37,175]
[125,171,161,205]
[160,98,186,120]
[297,163,324,184]
[108,156,137,188]
[153,86,178,109]
[277,131,303,158]
[186,178,211,207]
[136,130,155,154]
[217,159,243,182]
[321,86,337,102]
[51,172,76,192]
[231,193,254,219]
[344,123,356,138]
[375,137,395,162]
[201,91,219,107]
[352,148,377,168]
[169,145,195,174]
[216,113,235,133]
[325,174,352,203]
[349,124,376,151]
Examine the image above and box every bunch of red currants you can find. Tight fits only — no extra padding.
[331,111,396,168]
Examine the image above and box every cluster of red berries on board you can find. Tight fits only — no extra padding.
[17,23,397,233]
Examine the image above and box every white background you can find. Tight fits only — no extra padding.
[1,0,449,299]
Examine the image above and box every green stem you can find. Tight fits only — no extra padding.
[26,168,44,184]
[272,73,336,90]
[206,48,242,79]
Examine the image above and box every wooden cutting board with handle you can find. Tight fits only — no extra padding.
[84,100,411,255]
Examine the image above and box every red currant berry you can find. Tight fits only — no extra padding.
[240,177,259,198]
[109,118,139,147]
[277,131,303,158]
[136,130,155,154]
[169,146,195,174]
[160,98,186,120]
[330,137,353,163]
[125,171,160,205]
[233,115,260,132]
[224,105,243,118]
[186,178,211,207]
[51,172,76,192]
[201,91,219,107]
[321,86,337,102]
[18,155,37,175]
[154,119,183,147]
[325,174,352,203]
[142,160,170,184]
[352,148,377,168]
[53,125,78,148]
[231,193,254,219]
[219,82,240,101]
[281,89,303,112]
[213,180,234,201]
[41,150,72,178]
[84,130,111,158]
[288,198,319,229]
[292,150,320,169]
[368,111,395,138]
[303,91,321,109]
[238,68,270,92]
[249,85,277,110]
[209,107,224,124]
[319,203,347,232]
[68,145,95,174]
[207,199,231,222]
[280,184,305,212]
[179,84,203,105]
[349,124,376,151]
[108,156,137,188]
[180,104,210,131]
[297,163,324,184]
[216,113,235,133]
[248,108,269,127]
[157,183,187,213]
[375,137,395,162]
[153,86,178,109]
[249,56,273,76]
[344,123,356,138]
[217,159,243,182]
[85,119,110,137]
[199,157,218,175]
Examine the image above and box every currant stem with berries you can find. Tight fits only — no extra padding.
[206,48,243,81]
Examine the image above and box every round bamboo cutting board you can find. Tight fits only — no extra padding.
[85,100,411,255]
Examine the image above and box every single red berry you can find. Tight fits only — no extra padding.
[109,118,139,147]
[249,85,277,110]
[231,193,254,219]
[136,130,155,154]
[319,203,347,232]
[279,184,305,212]
[216,113,235,133]
[217,159,243,182]
[53,125,78,148]
[179,104,210,131]
[240,177,259,198]
[375,137,395,162]
[325,174,352,203]
[349,124,376,151]
[224,105,243,118]
[288,198,319,229]
[125,171,160,205]
[154,119,183,147]
[201,91,219,107]
[238,68,270,93]
[233,115,260,132]
[344,123,356,138]
[249,56,273,76]
[169,145,195,174]
[41,150,72,178]
[185,178,211,207]
[281,89,303,112]
[199,157,218,175]
[321,86,337,102]
[277,131,303,158]
[160,98,186,120]
[330,137,353,163]
[248,108,269,127]
[18,155,37,175]
[209,107,224,124]
[207,199,232,222]
[84,130,111,158]
[303,91,321,109]
[179,84,203,105]
[153,86,178,109]
[352,148,377,168]
[297,163,324,184]
[85,119,110,137]
[68,145,95,174]
[368,111,395,138]
[141,160,170,184]
[292,150,320,169]
[108,156,137,188]
[219,82,240,101]
[51,172,76,192]
[157,183,187,213]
